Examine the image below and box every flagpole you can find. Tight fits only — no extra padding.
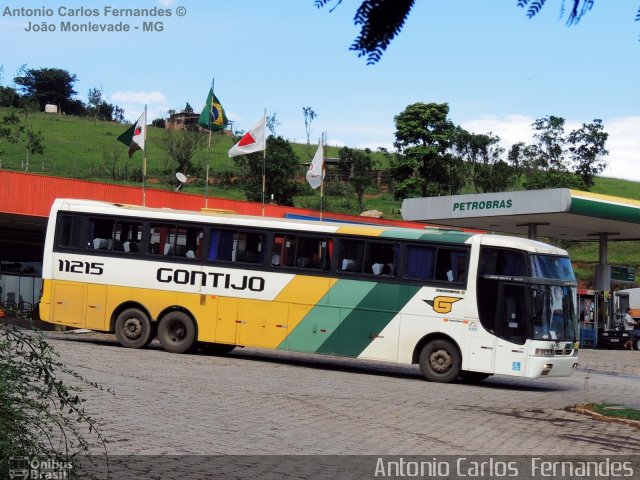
[261,108,267,217]
[205,79,215,208]
[320,131,325,221]
[142,105,147,207]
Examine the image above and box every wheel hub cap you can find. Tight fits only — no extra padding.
[430,349,452,373]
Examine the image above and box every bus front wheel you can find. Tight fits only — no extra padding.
[115,308,153,349]
[418,339,461,383]
[158,311,196,354]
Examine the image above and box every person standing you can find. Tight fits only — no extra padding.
[623,308,638,350]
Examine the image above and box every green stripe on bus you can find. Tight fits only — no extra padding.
[379,229,425,240]
[315,283,421,357]
[380,228,472,243]
[278,280,376,353]
[419,230,472,244]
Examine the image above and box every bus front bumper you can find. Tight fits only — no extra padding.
[527,355,579,378]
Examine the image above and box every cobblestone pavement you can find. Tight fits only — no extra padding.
[42,331,640,457]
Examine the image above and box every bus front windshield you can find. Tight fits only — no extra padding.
[531,285,577,341]
[530,255,577,342]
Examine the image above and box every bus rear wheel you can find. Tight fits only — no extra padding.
[158,311,196,354]
[115,308,153,349]
[418,339,461,383]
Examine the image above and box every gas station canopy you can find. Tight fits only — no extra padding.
[401,189,640,241]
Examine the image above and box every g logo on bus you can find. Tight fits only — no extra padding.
[424,296,462,314]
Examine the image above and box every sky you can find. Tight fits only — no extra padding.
[1,0,639,180]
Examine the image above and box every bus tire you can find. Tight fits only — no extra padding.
[115,308,153,349]
[458,371,491,383]
[418,339,461,383]
[158,311,196,354]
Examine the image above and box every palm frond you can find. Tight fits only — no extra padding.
[314,0,343,13]
[565,0,593,25]
[526,0,547,19]
[349,0,415,65]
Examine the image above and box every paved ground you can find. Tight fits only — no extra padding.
[38,330,640,458]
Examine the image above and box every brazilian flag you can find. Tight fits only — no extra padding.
[198,88,228,131]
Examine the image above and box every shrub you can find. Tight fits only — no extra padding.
[0,325,108,479]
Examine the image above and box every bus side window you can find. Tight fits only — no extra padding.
[57,215,84,249]
[339,240,364,273]
[209,229,264,264]
[88,218,116,250]
[366,242,396,276]
[436,248,468,282]
[404,245,435,281]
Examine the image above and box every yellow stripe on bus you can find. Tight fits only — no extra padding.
[336,225,385,236]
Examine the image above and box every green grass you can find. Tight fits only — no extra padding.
[579,403,640,421]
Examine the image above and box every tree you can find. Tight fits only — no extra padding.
[302,106,317,145]
[567,119,608,187]
[159,129,207,176]
[391,102,459,199]
[102,145,123,180]
[338,146,378,211]
[14,106,45,172]
[14,67,78,111]
[266,112,281,136]
[87,86,103,119]
[21,126,44,173]
[0,111,21,168]
[316,1,640,63]
[517,115,607,190]
[452,128,515,193]
[152,117,166,128]
[184,102,194,114]
[233,136,300,206]
[113,105,125,123]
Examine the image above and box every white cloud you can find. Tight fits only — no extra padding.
[461,114,535,146]
[107,90,171,124]
[599,117,640,181]
[110,91,167,105]
[157,0,176,6]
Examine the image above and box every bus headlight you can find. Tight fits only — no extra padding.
[534,348,555,357]
[541,363,553,375]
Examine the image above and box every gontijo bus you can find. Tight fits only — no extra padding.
[40,198,579,383]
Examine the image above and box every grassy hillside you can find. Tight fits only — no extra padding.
[2,107,639,286]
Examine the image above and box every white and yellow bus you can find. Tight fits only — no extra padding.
[40,198,579,383]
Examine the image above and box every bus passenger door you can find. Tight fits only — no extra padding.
[85,284,107,331]
[493,283,528,376]
[215,296,239,345]
[52,282,85,327]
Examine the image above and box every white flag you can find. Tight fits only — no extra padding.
[132,111,146,152]
[306,139,324,189]
[228,116,266,157]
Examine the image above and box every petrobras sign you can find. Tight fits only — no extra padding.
[401,189,572,221]
[452,198,513,212]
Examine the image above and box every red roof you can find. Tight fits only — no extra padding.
[0,170,430,228]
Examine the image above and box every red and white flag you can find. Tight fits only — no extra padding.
[228,116,266,157]
[306,138,324,189]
